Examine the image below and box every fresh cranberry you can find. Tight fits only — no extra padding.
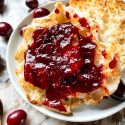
[0,0,5,14]
[26,0,39,10]
[7,109,27,125]
[111,80,125,101]
[33,7,50,18]
[0,22,13,40]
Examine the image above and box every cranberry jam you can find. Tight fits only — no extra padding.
[24,22,104,112]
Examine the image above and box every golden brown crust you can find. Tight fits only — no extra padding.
[15,1,124,115]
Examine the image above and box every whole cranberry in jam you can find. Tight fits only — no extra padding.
[0,22,13,40]
[111,80,125,101]
[24,22,104,112]
[33,7,50,18]
[0,0,5,14]
[26,0,39,10]
[7,109,27,125]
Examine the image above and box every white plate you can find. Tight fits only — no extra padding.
[6,1,125,122]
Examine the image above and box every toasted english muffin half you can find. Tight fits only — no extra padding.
[15,1,124,115]
[69,0,125,69]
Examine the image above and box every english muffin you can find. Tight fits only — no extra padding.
[15,0,125,115]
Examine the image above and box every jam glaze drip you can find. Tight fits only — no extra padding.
[79,17,90,30]
[109,55,117,69]
[66,11,70,19]
[73,13,78,18]
[24,22,104,112]
[102,50,107,59]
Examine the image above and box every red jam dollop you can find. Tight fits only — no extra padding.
[66,11,70,19]
[79,17,90,30]
[73,13,78,18]
[102,50,107,59]
[109,55,117,69]
[24,22,104,112]
[55,8,59,14]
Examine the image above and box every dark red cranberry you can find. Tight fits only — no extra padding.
[0,0,5,14]
[111,80,125,101]
[7,109,27,125]
[33,7,50,18]
[26,0,38,10]
[0,22,13,40]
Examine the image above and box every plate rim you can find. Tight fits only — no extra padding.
[6,0,125,122]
